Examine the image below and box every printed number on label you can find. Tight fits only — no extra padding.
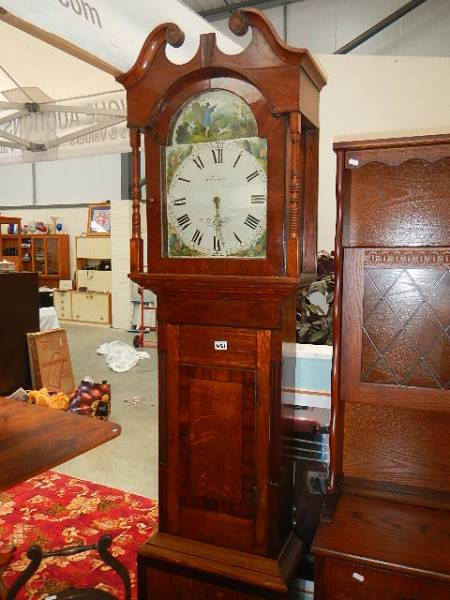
[214,341,228,351]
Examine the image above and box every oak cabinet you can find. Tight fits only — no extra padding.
[0,217,23,272]
[0,229,69,287]
[312,134,450,599]
[28,234,69,287]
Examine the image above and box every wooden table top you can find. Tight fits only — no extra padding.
[0,396,121,492]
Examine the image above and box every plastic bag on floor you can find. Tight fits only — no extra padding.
[97,340,150,373]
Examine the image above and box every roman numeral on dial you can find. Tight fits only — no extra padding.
[177,213,191,230]
[191,229,203,246]
[246,170,259,182]
[213,236,221,252]
[178,177,191,183]
[233,153,242,168]
[233,232,242,244]
[244,214,260,230]
[251,194,265,204]
[173,198,186,206]
[192,155,205,170]
[211,148,223,164]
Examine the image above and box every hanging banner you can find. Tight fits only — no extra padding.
[0,1,241,164]
[0,0,241,73]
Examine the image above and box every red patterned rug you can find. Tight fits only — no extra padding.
[0,471,158,599]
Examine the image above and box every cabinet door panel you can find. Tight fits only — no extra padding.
[178,365,256,519]
[77,270,112,292]
[72,292,110,323]
[33,237,45,274]
[46,237,59,275]
[76,236,111,259]
[177,365,256,549]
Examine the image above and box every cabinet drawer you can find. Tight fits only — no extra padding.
[179,325,256,368]
[71,292,110,324]
[53,290,72,320]
[321,558,449,600]
[76,236,111,259]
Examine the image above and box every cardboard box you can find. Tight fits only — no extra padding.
[27,329,75,394]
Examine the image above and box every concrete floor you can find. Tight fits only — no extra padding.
[55,324,158,500]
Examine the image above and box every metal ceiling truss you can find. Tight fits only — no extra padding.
[199,0,305,22]
[335,0,429,54]
[201,0,429,55]
[0,99,126,153]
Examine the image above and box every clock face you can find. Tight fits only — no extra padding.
[164,137,267,258]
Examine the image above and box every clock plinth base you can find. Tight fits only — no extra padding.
[137,531,303,600]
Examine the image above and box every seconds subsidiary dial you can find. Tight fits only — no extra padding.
[165,138,267,258]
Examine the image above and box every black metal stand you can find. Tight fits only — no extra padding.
[6,535,131,600]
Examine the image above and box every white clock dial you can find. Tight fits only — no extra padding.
[165,138,267,258]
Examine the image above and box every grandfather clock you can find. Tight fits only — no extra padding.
[118,9,326,599]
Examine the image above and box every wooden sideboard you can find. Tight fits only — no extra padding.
[312,134,450,599]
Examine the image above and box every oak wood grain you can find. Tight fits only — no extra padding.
[343,402,450,493]
[314,134,450,599]
[313,494,450,582]
[138,530,302,598]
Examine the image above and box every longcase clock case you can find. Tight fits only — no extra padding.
[118,9,326,599]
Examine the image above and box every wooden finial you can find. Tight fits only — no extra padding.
[166,23,185,48]
[229,10,249,37]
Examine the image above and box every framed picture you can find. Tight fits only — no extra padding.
[87,203,111,236]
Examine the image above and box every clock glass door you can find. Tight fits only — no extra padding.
[163,89,268,259]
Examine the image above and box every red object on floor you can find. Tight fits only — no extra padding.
[0,471,158,599]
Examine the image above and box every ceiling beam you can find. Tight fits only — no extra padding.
[199,0,305,22]
[335,0,429,54]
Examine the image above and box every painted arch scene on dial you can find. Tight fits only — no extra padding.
[163,89,267,259]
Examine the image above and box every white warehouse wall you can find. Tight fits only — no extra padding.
[316,54,450,250]
[0,154,121,206]
[214,0,450,57]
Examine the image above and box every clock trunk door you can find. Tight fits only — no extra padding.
[177,365,257,551]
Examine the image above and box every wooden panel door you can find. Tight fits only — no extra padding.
[340,247,450,491]
[177,365,257,551]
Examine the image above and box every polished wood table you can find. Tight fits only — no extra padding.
[0,396,120,492]
[0,396,121,597]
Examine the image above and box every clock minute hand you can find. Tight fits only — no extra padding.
[212,195,225,249]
